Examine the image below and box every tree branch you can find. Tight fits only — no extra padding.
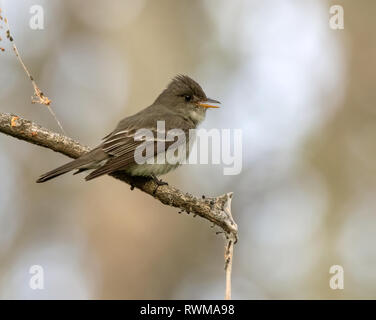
[0,112,238,297]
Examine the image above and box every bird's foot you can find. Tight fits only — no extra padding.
[151,174,168,194]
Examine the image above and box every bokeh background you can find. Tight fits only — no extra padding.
[0,0,374,299]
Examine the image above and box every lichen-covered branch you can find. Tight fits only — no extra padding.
[0,112,238,298]
[0,112,238,237]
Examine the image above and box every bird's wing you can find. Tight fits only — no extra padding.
[85,114,192,180]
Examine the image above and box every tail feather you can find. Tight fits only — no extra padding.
[36,157,92,183]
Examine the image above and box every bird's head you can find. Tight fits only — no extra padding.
[155,75,220,124]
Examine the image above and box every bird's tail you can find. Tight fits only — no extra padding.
[36,157,92,183]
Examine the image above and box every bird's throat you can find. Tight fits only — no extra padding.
[188,109,206,125]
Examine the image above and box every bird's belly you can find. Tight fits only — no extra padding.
[125,162,180,177]
[123,145,189,177]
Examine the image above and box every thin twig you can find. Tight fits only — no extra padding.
[222,193,236,300]
[225,237,235,300]
[0,7,65,134]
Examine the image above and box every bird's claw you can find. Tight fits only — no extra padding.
[151,174,168,194]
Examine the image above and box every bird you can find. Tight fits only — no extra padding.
[36,75,220,185]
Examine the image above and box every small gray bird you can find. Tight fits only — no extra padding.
[36,75,220,184]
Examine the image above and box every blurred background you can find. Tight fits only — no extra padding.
[0,0,374,299]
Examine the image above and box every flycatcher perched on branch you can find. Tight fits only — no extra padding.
[36,75,220,184]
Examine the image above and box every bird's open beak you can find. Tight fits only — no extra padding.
[197,98,221,109]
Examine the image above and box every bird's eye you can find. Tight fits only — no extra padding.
[184,95,192,102]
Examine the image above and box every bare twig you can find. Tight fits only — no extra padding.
[0,8,65,134]
[225,238,235,300]
[223,194,235,300]
[0,112,238,298]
